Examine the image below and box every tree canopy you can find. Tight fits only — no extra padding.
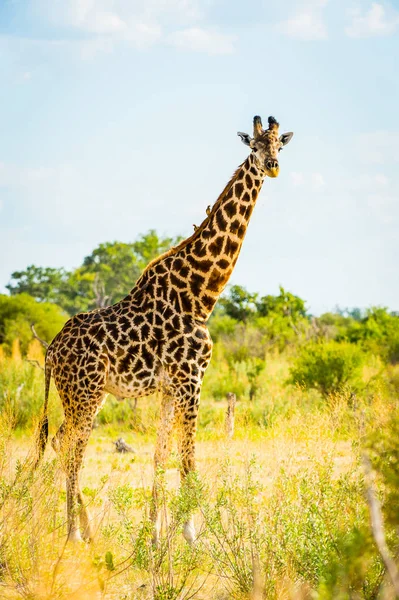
[6,230,182,315]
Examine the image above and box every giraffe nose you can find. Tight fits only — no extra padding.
[266,159,279,170]
[265,159,279,178]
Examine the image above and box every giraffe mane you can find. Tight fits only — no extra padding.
[136,160,247,284]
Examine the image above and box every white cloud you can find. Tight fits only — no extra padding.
[346,3,399,38]
[291,171,306,186]
[346,173,390,190]
[0,161,71,188]
[311,172,325,188]
[27,0,234,55]
[168,27,235,54]
[290,171,325,188]
[354,132,399,164]
[278,0,329,41]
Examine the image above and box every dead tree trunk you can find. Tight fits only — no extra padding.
[225,392,236,439]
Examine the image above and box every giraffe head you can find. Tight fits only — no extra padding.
[237,115,293,178]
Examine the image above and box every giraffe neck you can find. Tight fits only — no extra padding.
[131,153,266,322]
[174,153,266,320]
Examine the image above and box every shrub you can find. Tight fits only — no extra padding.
[345,307,399,364]
[288,341,366,398]
[0,293,67,354]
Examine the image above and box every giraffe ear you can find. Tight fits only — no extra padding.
[237,132,253,147]
[280,132,294,146]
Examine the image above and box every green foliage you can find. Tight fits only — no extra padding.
[208,313,238,340]
[6,265,68,303]
[368,407,399,529]
[0,293,67,353]
[316,311,355,340]
[6,230,182,316]
[215,285,310,355]
[345,307,399,364]
[288,341,366,397]
[0,356,62,429]
[266,459,382,598]
[256,285,307,320]
[218,284,258,323]
[202,342,265,401]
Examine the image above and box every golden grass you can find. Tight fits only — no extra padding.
[0,350,397,599]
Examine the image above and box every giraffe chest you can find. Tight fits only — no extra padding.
[103,313,212,399]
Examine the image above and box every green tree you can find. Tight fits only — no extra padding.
[79,241,142,308]
[254,286,309,351]
[0,293,67,353]
[345,307,399,363]
[256,286,307,321]
[6,265,69,303]
[5,230,183,316]
[316,312,355,340]
[219,285,258,323]
[132,229,181,269]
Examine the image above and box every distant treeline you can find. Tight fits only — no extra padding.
[1,230,398,368]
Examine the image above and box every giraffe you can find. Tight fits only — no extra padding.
[34,115,293,544]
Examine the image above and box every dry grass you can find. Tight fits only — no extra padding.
[0,350,397,599]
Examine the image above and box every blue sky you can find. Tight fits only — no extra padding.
[0,0,398,314]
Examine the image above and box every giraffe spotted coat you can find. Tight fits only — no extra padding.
[36,115,294,543]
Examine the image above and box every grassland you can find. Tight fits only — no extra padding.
[0,343,398,599]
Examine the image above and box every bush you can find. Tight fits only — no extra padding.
[345,307,399,364]
[0,293,67,354]
[288,341,366,398]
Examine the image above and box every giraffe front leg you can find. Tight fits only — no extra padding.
[179,401,200,545]
[151,393,175,546]
[77,489,93,542]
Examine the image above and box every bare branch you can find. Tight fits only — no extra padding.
[93,273,110,308]
[25,359,44,372]
[30,324,49,350]
[225,392,236,439]
[363,453,399,597]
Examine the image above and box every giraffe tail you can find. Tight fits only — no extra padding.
[33,358,52,469]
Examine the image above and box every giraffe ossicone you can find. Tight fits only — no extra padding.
[34,114,293,543]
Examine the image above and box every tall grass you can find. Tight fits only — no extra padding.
[0,345,398,598]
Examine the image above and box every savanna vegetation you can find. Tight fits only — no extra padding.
[0,230,398,599]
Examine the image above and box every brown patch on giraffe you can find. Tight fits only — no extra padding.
[179,293,192,314]
[217,258,229,270]
[225,237,239,257]
[224,200,236,218]
[215,210,228,231]
[190,273,206,296]
[192,258,213,272]
[230,219,241,235]
[207,269,227,293]
[235,182,244,197]
[245,174,253,189]
[238,223,246,237]
[194,240,207,258]
[208,237,224,257]
[170,273,187,290]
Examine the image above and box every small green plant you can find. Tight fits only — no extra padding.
[288,341,366,398]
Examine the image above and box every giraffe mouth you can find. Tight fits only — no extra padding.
[265,166,280,178]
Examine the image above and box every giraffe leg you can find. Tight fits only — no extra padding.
[150,393,175,545]
[179,397,200,545]
[77,488,92,542]
[52,417,96,542]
